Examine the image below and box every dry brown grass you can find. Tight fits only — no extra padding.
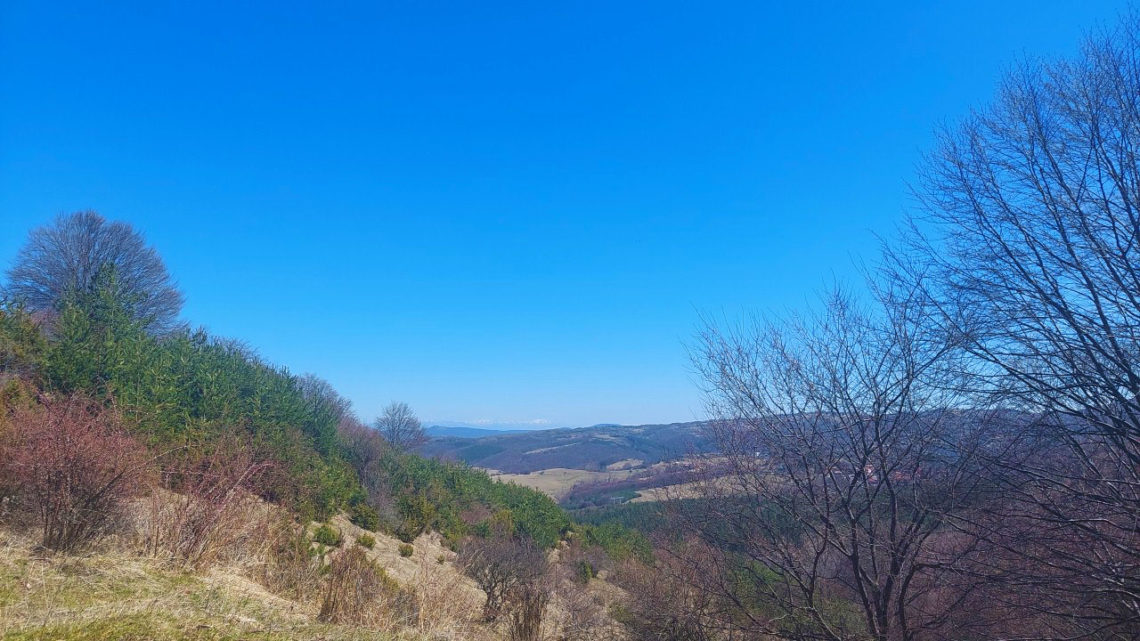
[2,488,631,641]
[0,525,320,639]
[486,468,638,501]
[545,575,624,640]
[0,521,448,640]
[131,477,329,605]
[543,544,629,641]
[405,549,484,640]
[328,514,496,641]
[318,545,408,628]
[257,517,323,602]
[133,487,277,570]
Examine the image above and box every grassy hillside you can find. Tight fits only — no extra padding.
[0,514,479,640]
[0,293,630,554]
[0,217,661,641]
[0,502,634,641]
[0,284,648,641]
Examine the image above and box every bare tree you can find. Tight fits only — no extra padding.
[458,535,548,623]
[5,211,184,333]
[375,401,426,452]
[616,544,724,641]
[296,374,354,425]
[687,286,996,641]
[337,415,388,483]
[892,13,1140,637]
[295,374,388,476]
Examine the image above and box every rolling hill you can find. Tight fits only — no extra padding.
[418,421,716,474]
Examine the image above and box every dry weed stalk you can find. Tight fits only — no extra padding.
[318,544,411,629]
[137,446,272,570]
[407,549,481,640]
[547,566,618,641]
[258,516,322,601]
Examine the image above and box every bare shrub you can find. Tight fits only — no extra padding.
[0,395,19,519]
[407,551,480,639]
[318,545,410,627]
[459,535,548,623]
[1,395,148,551]
[336,415,400,527]
[140,442,272,569]
[337,415,386,478]
[507,582,550,641]
[259,517,322,601]
[614,551,722,641]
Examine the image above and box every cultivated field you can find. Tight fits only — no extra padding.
[486,467,638,500]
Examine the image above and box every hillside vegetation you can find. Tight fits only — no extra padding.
[0,503,628,641]
[0,214,646,641]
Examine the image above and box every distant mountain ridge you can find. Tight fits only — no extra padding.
[424,425,528,439]
[419,421,716,473]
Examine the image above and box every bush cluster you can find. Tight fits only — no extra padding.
[311,523,343,548]
[0,396,148,551]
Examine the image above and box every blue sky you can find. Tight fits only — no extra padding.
[0,1,1128,427]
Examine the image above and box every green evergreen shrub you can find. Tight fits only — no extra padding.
[350,502,381,532]
[312,523,343,547]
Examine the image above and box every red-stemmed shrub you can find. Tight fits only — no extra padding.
[1,395,148,551]
[142,436,273,569]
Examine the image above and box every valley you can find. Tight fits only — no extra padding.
[422,422,718,512]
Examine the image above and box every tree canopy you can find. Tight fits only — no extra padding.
[5,211,184,333]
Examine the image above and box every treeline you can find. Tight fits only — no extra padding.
[358,447,649,560]
[0,213,645,564]
[0,215,366,512]
[378,452,570,547]
[574,500,670,534]
[2,288,358,519]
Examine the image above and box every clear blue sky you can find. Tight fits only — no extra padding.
[0,1,1128,427]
